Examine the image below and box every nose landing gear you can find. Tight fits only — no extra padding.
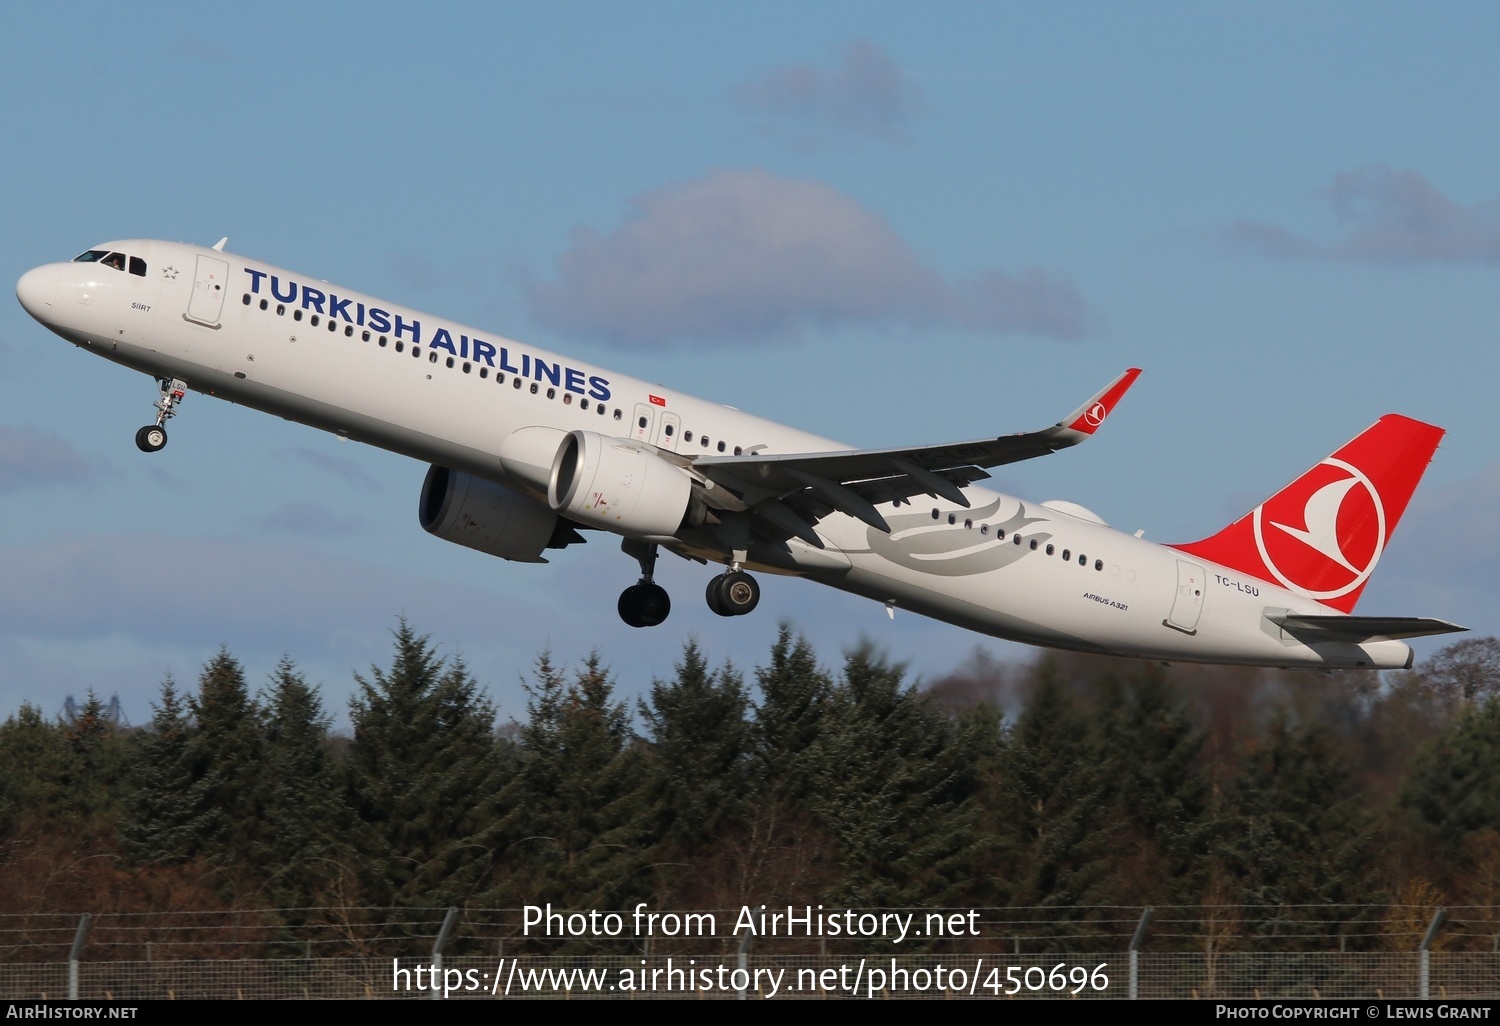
[135,378,186,453]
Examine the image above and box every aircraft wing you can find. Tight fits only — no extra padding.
[691,368,1140,544]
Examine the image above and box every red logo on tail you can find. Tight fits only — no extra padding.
[1252,458,1386,601]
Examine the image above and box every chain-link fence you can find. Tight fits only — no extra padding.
[4,906,1498,999]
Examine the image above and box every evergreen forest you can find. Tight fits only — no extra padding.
[4,623,1500,956]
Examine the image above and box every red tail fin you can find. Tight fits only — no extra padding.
[1171,415,1443,612]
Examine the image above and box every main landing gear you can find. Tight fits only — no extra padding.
[618,541,671,628]
[135,377,186,453]
[615,541,763,627]
[705,569,760,617]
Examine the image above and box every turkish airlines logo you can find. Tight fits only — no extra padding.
[1084,401,1107,427]
[1251,457,1387,601]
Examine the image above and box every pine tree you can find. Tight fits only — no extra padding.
[0,704,73,846]
[639,642,750,852]
[346,621,502,906]
[807,644,989,919]
[186,649,265,874]
[1094,666,1212,900]
[485,654,648,919]
[1402,695,1500,853]
[121,676,218,865]
[752,627,834,805]
[1215,714,1376,944]
[990,659,1110,910]
[255,658,347,907]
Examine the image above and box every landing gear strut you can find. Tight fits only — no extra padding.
[618,540,670,628]
[706,569,760,617]
[135,377,186,453]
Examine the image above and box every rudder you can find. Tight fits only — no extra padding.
[1171,414,1443,613]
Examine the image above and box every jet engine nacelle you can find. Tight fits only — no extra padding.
[419,465,566,563]
[549,430,693,540]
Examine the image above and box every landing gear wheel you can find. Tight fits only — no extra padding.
[135,425,168,452]
[618,582,671,628]
[705,576,730,617]
[706,570,760,617]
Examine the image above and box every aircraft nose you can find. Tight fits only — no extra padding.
[16,266,56,320]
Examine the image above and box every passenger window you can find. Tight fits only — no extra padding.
[734,446,742,455]
[328,320,337,332]
[546,388,555,399]
[684,431,693,442]
[717,441,726,452]
[514,378,523,389]
[581,399,590,410]
[1029,539,1038,550]
[948,514,956,525]
[996,529,1005,540]
[463,363,472,374]
[561,391,570,402]
[430,353,438,364]
[479,367,488,378]
[1096,560,1104,571]
[277,305,286,316]
[964,519,973,529]
[980,524,988,535]
[614,409,622,420]
[1062,549,1070,561]
[242,294,251,305]
[294,309,303,321]
[701,436,709,448]
[378,336,387,347]
[931,509,939,520]
[664,424,674,436]
[1080,554,1088,566]
[362,330,370,341]
[395,341,404,352]
[1014,534,1023,545]
[345,325,354,337]
[260,299,269,311]
[445,356,455,368]
[129,257,147,277]
[530,383,539,394]
[639,416,648,428]
[310,314,320,326]
[1046,544,1055,556]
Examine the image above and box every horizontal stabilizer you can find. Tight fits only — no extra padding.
[1268,613,1467,641]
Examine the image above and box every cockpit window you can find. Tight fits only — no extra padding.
[74,250,107,263]
[101,252,126,271]
[129,256,146,277]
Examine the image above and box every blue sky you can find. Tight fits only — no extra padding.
[2,2,1497,726]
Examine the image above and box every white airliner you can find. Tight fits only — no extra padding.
[16,239,1464,669]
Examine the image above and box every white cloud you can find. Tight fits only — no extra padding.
[526,169,1093,346]
[737,40,925,147]
[1227,166,1500,264]
[0,424,106,493]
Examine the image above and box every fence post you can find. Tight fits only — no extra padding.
[737,924,753,1000]
[1418,907,1446,1000]
[431,907,460,1000]
[68,913,92,1001]
[1128,907,1153,1000]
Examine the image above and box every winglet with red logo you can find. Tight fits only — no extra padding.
[1059,367,1142,437]
[1171,414,1444,613]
